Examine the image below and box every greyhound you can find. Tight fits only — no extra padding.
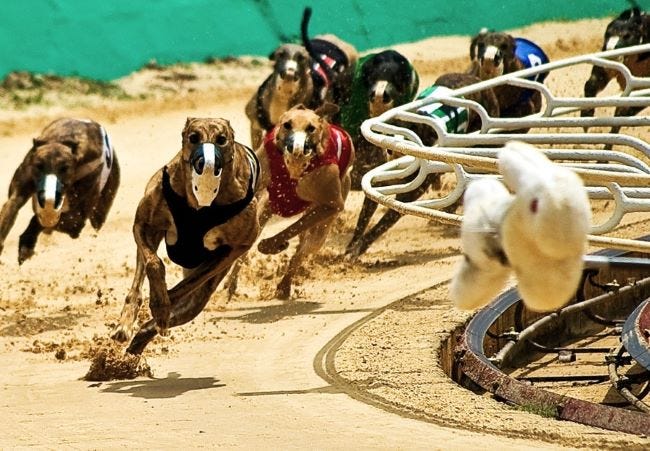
[228,103,354,300]
[111,117,262,355]
[469,30,549,122]
[345,73,500,260]
[0,118,119,264]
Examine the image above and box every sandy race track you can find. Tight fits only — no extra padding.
[1,18,649,449]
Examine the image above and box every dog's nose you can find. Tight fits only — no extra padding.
[287,131,311,156]
[281,60,299,81]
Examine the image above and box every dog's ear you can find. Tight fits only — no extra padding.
[219,119,235,145]
[32,138,46,149]
[315,102,339,120]
[469,28,488,60]
[183,117,196,137]
[268,50,276,61]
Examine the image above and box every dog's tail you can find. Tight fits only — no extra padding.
[301,7,336,83]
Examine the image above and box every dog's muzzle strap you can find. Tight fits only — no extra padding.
[34,174,64,227]
[191,143,223,207]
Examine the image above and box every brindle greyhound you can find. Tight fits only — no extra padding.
[345,73,500,260]
[111,118,262,355]
[468,30,548,124]
[582,7,650,135]
[228,103,354,300]
[245,7,357,151]
[0,118,119,264]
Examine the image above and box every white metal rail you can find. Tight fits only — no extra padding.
[361,43,650,253]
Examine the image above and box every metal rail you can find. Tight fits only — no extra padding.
[358,41,650,431]
[360,43,650,253]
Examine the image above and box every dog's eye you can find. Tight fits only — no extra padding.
[189,132,200,144]
[60,164,70,174]
[283,122,292,130]
[35,162,45,173]
[216,135,227,146]
[306,124,316,133]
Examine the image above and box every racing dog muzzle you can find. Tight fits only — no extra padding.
[282,131,316,179]
[33,174,64,228]
[191,143,224,207]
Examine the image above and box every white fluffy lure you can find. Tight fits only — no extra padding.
[450,141,591,312]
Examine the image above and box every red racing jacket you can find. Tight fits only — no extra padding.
[264,124,353,218]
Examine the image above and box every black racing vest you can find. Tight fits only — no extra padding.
[162,150,259,269]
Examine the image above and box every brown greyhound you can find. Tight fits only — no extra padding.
[111,118,262,355]
[0,118,119,264]
[228,103,354,300]
[468,30,549,123]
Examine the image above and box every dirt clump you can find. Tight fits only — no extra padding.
[83,343,153,381]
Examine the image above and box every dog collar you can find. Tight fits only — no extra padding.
[191,143,223,207]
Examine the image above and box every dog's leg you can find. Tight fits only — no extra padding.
[90,154,121,230]
[223,201,272,299]
[0,191,29,258]
[127,245,247,354]
[17,215,43,264]
[345,197,379,258]
[132,223,171,335]
[347,179,433,258]
[258,204,341,254]
[276,219,333,300]
[602,104,647,150]
[111,247,146,343]
[582,65,614,119]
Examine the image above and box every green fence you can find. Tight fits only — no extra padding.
[1,0,644,81]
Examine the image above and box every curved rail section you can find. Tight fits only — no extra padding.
[456,248,650,434]
[361,43,650,253]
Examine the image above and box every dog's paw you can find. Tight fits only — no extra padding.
[258,237,289,255]
[18,246,34,265]
[155,325,170,337]
[344,241,362,261]
[275,280,292,300]
[110,324,133,344]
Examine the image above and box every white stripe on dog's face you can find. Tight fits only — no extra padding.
[483,45,499,60]
[369,80,393,116]
[479,45,504,77]
[372,80,388,100]
[291,131,307,155]
[34,173,64,228]
[284,59,298,72]
[606,36,620,50]
[191,143,222,207]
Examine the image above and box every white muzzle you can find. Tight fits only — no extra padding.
[33,174,64,228]
[191,143,223,207]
